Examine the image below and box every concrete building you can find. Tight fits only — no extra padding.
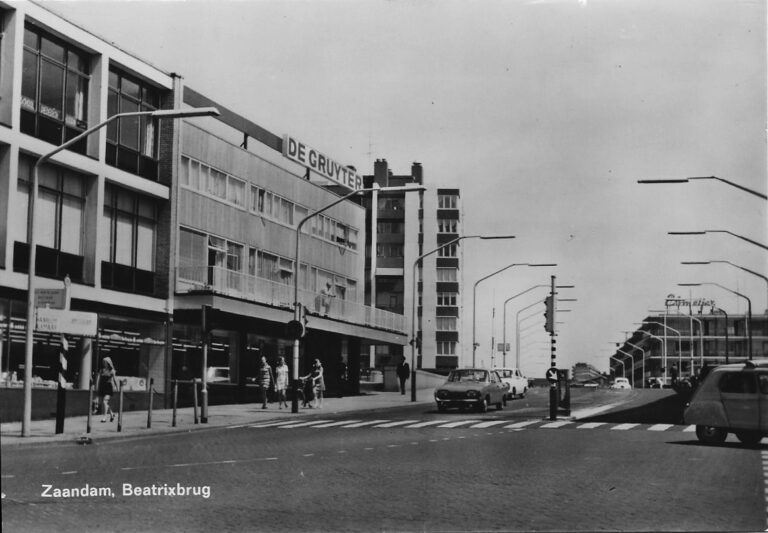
[361,159,463,371]
[0,1,406,419]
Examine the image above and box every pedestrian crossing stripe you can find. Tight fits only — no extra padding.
[244,418,698,433]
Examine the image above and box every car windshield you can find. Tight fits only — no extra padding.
[448,370,488,382]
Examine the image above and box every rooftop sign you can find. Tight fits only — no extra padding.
[282,135,363,192]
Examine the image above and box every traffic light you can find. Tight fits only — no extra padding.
[543,295,556,334]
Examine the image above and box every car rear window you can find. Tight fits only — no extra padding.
[718,372,756,394]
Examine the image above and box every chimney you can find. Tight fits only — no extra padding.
[411,162,423,184]
[374,158,389,187]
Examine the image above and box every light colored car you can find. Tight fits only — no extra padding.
[493,367,528,399]
[434,368,509,412]
[684,360,768,446]
[610,377,631,390]
[206,366,230,383]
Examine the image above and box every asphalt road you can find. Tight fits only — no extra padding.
[2,389,766,532]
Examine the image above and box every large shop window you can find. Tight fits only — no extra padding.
[106,69,161,180]
[13,155,86,282]
[101,184,157,295]
[20,24,90,152]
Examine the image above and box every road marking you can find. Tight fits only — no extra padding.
[248,420,298,428]
[311,420,363,428]
[577,422,606,429]
[303,454,314,457]
[61,471,78,475]
[374,420,419,428]
[121,457,278,471]
[342,420,390,428]
[387,444,401,448]
[279,420,334,428]
[611,423,639,430]
[405,420,451,428]
[541,421,572,429]
[470,421,509,428]
[438,420,483,428]
[648,424,674,432]
[502,420,539,429]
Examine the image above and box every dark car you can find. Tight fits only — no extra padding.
[434,368,509,412]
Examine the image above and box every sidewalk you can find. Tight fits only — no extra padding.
[1,391,432,447]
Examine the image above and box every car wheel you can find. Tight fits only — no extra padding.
[695,425,728,444]
[735,431,763,446]
[519,387,527,399]
[496,397,504,410]
[477,398,488,413]
[437,402,446,412]
[510,388,517,400]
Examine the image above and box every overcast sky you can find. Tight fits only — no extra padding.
[48,0,766,377]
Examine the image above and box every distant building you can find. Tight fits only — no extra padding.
[359,159,463,370]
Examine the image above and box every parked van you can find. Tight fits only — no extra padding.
[683,360,768,445]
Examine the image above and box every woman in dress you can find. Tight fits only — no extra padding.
[274,356,289,409]
[96,357,118,422]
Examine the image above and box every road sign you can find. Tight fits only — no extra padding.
[545,367,558,384]
[36,308,97,336]
[34,288,67,309]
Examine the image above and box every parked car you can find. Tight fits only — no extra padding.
[206,366,230,383]
[647,377,664,389]
[493,367,528,399]
[684,360,768,446]
[434,368,509,412]
[610,377,631,390]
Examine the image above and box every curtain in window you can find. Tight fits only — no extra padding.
[60,195,83,254]
[115,213,133,265]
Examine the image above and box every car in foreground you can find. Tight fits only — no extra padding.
[493,367,528,399]
[610,377,631,390]
[684,360,768,446]
[434,368,508,412]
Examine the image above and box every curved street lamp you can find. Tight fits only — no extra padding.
[638,176,767,201]
[669,230,768,252]
[22,107,220,437]
[682,260,768,314]
[472,263,556,367]
[409,234,515,401]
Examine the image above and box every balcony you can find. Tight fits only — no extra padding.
[176,266,406,333]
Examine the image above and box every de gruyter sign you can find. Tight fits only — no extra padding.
[282,135,363,192]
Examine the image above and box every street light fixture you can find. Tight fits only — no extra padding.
[624,341,646,388]
[21,107,220,437]
[678,282,752,360]
[409,234,515,400]
[502,285,548,368]
[610,356,626,378]
[290,184,425,412]
[472,263,556,367]
[668,230,768,251]
[638,319,683,384]
[682,260,768,313]
[638,176,767,201]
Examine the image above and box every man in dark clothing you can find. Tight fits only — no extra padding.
[396,357,410,395]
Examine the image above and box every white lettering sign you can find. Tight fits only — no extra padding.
[282,135,363,192]
[36,308,98,337]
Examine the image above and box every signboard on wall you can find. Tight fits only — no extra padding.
[36,308,98,337]
[282,135,363,191]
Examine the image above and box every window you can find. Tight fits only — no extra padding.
[21,24,90,150]
[257,251,293,285]
[15,155,87,281]
[377,221,404,234]
[377,198,403,211]
[438,194,458,209]
[102,184,157,294]
[436,268,458,282]
[107,68,161,179]
[437,218,458,233]
[437,244,457,257]
[376,243,404,257]
[719,372,756,394]
[437,292,458,306]
[178,228,207,282]
[437,341,456,355]
[436,317,457,331]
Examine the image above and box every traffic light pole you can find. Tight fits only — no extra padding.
[548,275,557,421]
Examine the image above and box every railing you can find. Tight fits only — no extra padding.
[176,266,406,333]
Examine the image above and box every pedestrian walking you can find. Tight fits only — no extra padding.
[396,356,410,395]
[274,356,289,409]
[257,356,274,409]
[96,357,118,422]
[302,359,325,408]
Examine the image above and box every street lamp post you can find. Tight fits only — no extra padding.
[610,356,626,378]
[682,260,768,315]
[502,285,548,368]
[638,176,768,201]
[625,341,646,388]
[409,235,515,401]
[290,185,425,413]
[669,230,768,252]
[640,319,683,385]
[21,107,220,437]
[472,263,555,367]
[711,306,729,363]
[678,282,752,360]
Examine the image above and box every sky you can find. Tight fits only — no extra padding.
[45,0,766,378]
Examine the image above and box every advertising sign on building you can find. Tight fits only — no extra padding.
[34,288,67,309]
[282,135,363,191]
[36,308,98,337]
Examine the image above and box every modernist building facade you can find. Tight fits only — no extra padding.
[612,308,768,387]
[0,2,406,417]
[361,159,463,370]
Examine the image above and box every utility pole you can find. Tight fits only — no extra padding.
[546,275,557,420]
